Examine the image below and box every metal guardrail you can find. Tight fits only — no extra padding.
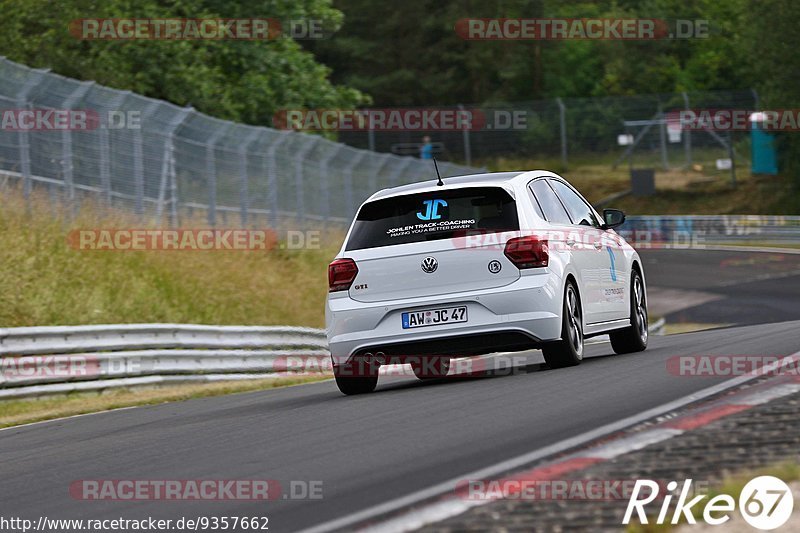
[0,324,330,399]
[0,319,668,400]
[0,57,483,230]
[620,215,800,247]
[0,323,328,356]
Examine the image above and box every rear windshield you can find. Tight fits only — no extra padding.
[345,186,519,250]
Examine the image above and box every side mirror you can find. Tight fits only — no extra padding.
[602,208,626,229]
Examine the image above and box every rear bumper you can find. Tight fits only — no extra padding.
[325,271,562,365]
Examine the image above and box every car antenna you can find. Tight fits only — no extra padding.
[433,157,444,186]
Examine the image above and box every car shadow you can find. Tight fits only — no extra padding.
[370,348,621,394]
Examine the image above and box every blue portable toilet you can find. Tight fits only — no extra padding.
[750,112,778,175]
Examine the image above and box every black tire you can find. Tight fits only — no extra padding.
[410,357,451,379]
[542,280,584,369]
[609,269,648,354]
[333,362,379,395]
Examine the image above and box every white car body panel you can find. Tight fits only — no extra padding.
[326,170,644,366]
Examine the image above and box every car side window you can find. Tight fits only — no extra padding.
[529,180,572,225]
[549,179,600,228]
[527,186,546,219]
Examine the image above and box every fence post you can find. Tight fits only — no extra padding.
[239,129,261,227]
[458,104,472,166]
[98,126,112,208]
[682,92,692,168]
[372,153,394,191]
[155,107,192,225]
[18,107,32,208]
[15,67,49,209]
[293,136,318,225]
[367,128,376,152]
[60,81,93,216]
[343,152,365,217]
[388,157,412,187]
[168,143,180,226]
[266,132,290,229]
[751,88,760,111]
[658,105,669,170]
[204,123,232,227]
[319,147,340,223]
[133,101,159,219]
[728,131,737,187]
[102,91,131,210]
[556,97,567,169]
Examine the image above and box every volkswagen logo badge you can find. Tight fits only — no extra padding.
[421,256,438,273]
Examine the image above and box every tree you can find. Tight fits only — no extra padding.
[0,0,367,125]
[741,0,800,182]
[308,0,753,105]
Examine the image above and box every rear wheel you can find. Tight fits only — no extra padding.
[333,361,379,395]
[542,281,584,369]
[610,269,648,354]
[410,357,451,379]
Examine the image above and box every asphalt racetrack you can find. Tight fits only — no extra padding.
[1,249,799,532]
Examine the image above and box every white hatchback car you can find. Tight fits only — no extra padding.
[326,171,648,395]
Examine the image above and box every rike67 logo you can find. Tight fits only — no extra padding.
[623,476,794,530]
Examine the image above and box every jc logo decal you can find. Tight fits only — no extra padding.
[417,199,448,221]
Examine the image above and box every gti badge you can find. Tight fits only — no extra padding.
[421,256,438,273]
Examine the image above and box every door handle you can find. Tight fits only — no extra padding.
[566,239,576,247]
[594,241,603,250]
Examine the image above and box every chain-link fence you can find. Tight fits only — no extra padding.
[0,55,764,229]
[337,90,758,173]
[0,57,480,228]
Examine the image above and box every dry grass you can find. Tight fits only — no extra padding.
[663,323,730,335]
[0,188,338,426]
[480,152,800,215]
[0,188,343,328]
[614,172,799,215]
[0,376,331,428]
[479,156,631,204]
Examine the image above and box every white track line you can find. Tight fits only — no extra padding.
[299,350,800,533]
[0,406,140,433]
[0,377,334,432]
[697,245,800,255]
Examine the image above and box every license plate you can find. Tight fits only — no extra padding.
[402,306,468,329]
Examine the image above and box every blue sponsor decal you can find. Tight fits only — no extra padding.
[417,199,448,221]
[606,246,617,281]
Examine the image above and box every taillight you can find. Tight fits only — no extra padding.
[504,236,548,269]
[328,258,358,292]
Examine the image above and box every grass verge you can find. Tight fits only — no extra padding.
[0,375,332,429]
[663,322,730,335]
[0,189,342,328]
[479,154,799,215]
